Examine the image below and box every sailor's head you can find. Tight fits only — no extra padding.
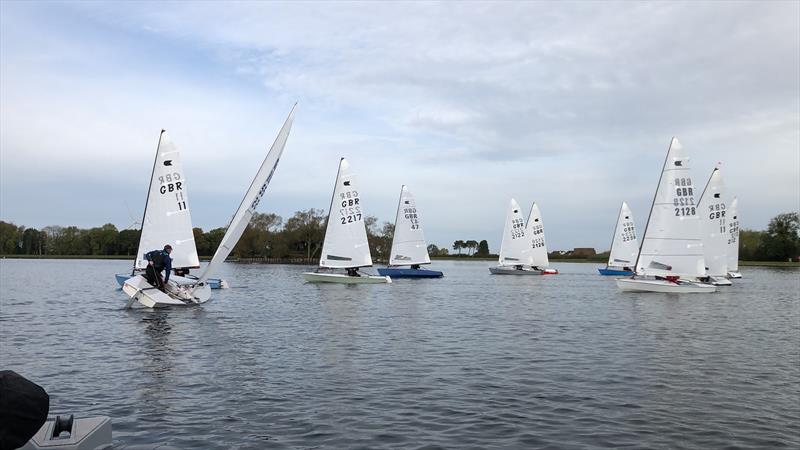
[163,244,173,253]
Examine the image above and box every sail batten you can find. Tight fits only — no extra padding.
[388,186,431,266]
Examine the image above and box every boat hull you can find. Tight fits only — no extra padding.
[377,267,443,278]
[598,268,634,276]
[616,277,717,293]
[115,273,227,289]
[21,415,112,450]
[727,271,742,279]
[122,275,212,308]
[302,272,391,284]
[489,266,558,275]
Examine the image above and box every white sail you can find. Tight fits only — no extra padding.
[727,197,740,272]
[635,137,706,278]
[497,199,529,266]
[135,131,199,270]
[319,158,373,269]
[526,202,550,268]
[607,202,638,268]
[698,167,728,277]
[196,105,296,284]
[388,185,431,266]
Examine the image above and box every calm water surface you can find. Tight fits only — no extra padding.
[1,259,798,449]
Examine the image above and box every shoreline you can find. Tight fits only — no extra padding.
[1,254,797,268]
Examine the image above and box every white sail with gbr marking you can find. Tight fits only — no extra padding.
[635,137,706,278]
[498,199,529,266]
[727,197,740,272]
[698,167,728,277]
[319,158,373,269]
[135,131,199,270]
[196,105,296,284]
[607,202,638,269]
[526,202,550,268]
[389,185,431,266]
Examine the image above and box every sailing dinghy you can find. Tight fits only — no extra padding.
[598,202,638,276]
[616,137,716,293]
[726,197,742,278]
[115,131,226,289]
[377,185,443,278]
[303,158,391,284]
[489,199,556,275]
[697,167,732,286]
[123,105,297,307]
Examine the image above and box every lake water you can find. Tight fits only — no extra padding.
[1,259,798,449]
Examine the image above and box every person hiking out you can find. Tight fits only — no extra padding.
[144,245,173,292]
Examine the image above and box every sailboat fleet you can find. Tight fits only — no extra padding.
[116,107,742,307]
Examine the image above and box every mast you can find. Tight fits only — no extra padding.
[132,130,165,275]
[388,185,405,267]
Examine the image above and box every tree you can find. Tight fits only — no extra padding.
[234,212,283,257]
[205,228,227,257]
[427,244,440,256]
[0,221,21,254]
[738,229,763,261]
[758,212,800,261]
[465,240,478,256]
[476,240,490,256]
[453,240,465,255]
[117,228,141,256]
[283,209,326,258]
[369,221,394,262]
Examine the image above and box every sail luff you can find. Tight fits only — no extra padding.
[132,130,164,275]
[196,104,297,284]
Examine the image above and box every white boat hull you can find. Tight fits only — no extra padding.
[302,272,391,284]
[489,266,558,275]
[616,277,717,293]
[727,271,742,279]
[122,275,211,308]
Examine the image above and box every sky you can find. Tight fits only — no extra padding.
[1,1,798,253]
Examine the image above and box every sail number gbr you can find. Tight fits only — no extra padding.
[403,207,420,230]
[159,172,187,211]
[672,177,695,216]
[339,190,362,224]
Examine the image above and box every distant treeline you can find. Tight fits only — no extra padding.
[1,211,797,262]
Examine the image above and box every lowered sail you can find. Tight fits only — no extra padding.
[389,185,431,266]
[636,137,706,278]
[607,202,638,268]
[196,105,296,284]
[319,158,373,268]
[135,131,199,270]
[698,167,728,277]
[526,202,550,267]
[727,197,740,272]
[498,199,529,266]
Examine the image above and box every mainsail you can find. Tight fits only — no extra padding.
[607,201,638,268]
[319,158,373,269]
[195,105,296,284]
[526,202,549,268]
[388,185,431,266]
[498,199,529,266]
[698,167,728,277]
[135,130,199,270]
[635,137,706,278]
[727,197,740,272]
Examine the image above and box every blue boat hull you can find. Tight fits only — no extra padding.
[598,268,634,276]
[377,268,444,278]
[115,273,225,289]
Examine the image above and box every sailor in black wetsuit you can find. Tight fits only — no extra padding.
[144,244,173,292]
